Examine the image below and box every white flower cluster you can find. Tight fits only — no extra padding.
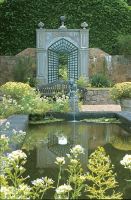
[0,134,9,142]
[55,95,69,104]
[55,157,65,165]
[32,177,45,187]
[7,150,27,162]
[18,183,31,193]
[70,145,84,157]
[56,184,72,195]
[70,159,79,165]
[120,154,131,170]
[32,177,54,187]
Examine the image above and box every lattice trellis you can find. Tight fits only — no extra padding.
[48,38,78,83]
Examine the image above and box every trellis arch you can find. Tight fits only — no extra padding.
[48,38,78,83]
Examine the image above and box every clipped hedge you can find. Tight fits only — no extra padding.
[0,0,130,55]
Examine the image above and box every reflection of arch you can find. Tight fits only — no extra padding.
[48,38,78,83]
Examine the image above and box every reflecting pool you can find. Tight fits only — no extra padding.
[23,121,131,199]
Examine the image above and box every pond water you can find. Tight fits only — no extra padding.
[23,121,131,199]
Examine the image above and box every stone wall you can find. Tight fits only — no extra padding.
[83,88,117,105]
[0,48,36,86]
[0,48,131,86]
[0,56,16,85]
[89,48,131,82]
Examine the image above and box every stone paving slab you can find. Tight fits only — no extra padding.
[0,115,29,137]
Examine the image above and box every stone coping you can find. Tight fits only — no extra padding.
[116,111,131,124]
[85,88,111,91]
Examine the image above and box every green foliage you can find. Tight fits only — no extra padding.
[117,34,131,55]
[0,82,52,117]
[0,81,36,99]
[0,0,130,55]
[77,76,90,88]
[86,146,123,199]
[59,65,68,81]
[110,82,131,101]
[0,82,71,117]
[0,0,6,4]
[90,73,112,87]
[51,94,70,112]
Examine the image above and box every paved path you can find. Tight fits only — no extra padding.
[81,104,121,112]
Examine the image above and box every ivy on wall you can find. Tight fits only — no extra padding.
[0,0,130,55]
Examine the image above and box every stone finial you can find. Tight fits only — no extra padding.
[59,16,67,29]
[38,22,44,29]
[81,22,88,29]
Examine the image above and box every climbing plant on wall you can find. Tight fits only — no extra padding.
[0,0,130,55]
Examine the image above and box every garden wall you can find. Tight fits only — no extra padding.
[0,48,131,86]
[83,88,116,105]
[89,48,131,82]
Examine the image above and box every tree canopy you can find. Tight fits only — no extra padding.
[0,0,130,55]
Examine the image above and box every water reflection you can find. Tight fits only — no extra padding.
[23,122,131,170]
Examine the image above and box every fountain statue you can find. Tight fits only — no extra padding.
[68,79,79,121]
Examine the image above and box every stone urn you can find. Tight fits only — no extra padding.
[120,99,131,111]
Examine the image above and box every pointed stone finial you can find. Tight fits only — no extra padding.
[59,16,67,29]
[38,22,44,29]
[81,22,88,29]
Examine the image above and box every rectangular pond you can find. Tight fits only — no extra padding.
[23,121,131,199]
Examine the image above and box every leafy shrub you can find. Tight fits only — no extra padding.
[77,76,90,88]
[0,82,52,117]
[51,94,70,112]
[86,147,122,199]
[0,82,36,100]
[90,73,112,88]
[110,82,131,101]
[0,82,71,117]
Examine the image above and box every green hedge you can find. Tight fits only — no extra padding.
[0,0,130,55]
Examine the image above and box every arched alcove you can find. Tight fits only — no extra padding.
[36,19,89,85]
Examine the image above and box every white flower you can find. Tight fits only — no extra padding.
[66,154,71,158]
[79,175,86,181]
[70,145,84,157]
[1,134,9,141]
[120,154,131,170]
[31,177,44,187]
[70,159,78,164]
[19,130,26,135]
[55,157,65,165]
[56,184,72,195]
[19,184,31,192]
[44,176,54,185]
[12,129,17,134]
[7,150,27,162]
[5,121,10,129]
